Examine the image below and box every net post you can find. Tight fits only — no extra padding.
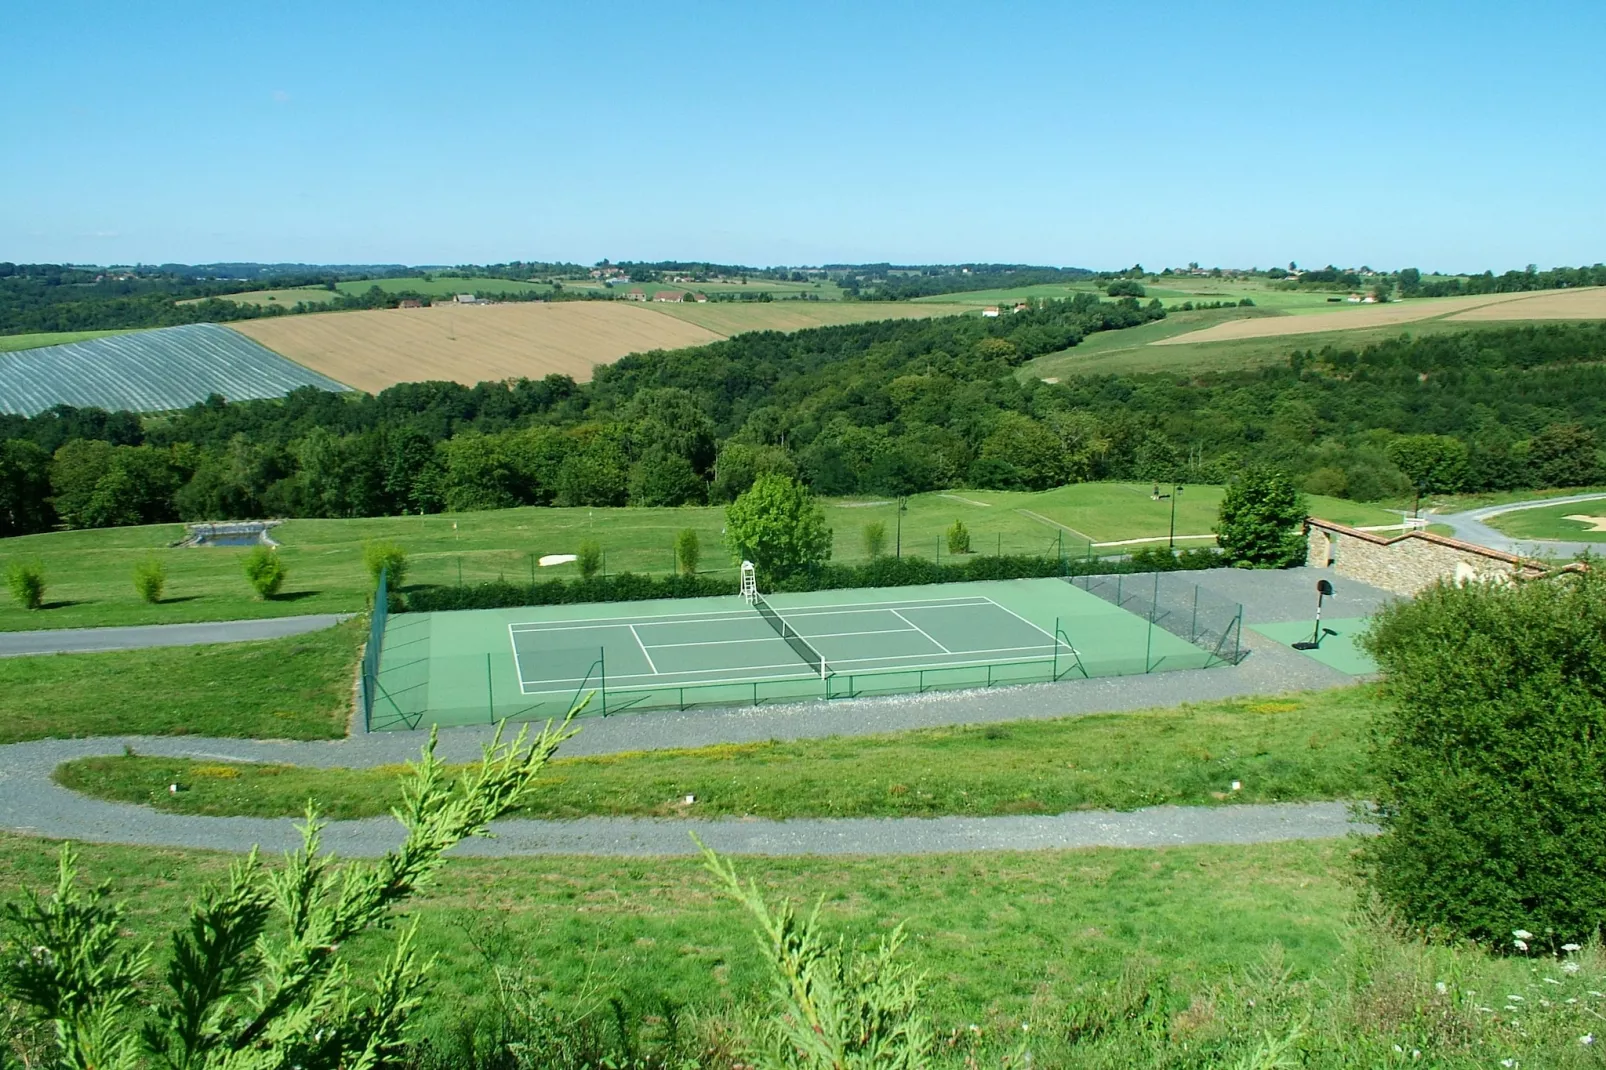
[1053,615,1060,678]
[486,653,494,722]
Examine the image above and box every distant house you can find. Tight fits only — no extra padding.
[397,299,423,309]
[1346,294,1363,303]
[454,293,485,305]
[1013,302,1030,313]
[693,292,709,303]
[981,306,1001,317]
[653,290,687,303]
[623,288,647,301]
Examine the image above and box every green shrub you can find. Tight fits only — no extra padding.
[243,546,286,600]
[674,528,700,576]
[1361,565,1606,948]
[863,521,887,559]
[5,561,45,610]
[946,519,971,554]
[132,558,167,604]
[577,539,602,580]
[362,540,408,590]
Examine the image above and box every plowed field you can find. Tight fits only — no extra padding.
[229,302,722,392]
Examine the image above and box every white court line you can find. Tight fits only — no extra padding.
[628,624,659,674]
[511,609,754,632]
[890,608,952,654]
[519,664,826,696]
[648,627,913,651]
[776,596,992,616]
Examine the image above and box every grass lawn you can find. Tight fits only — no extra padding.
[0,829,1354,1049]
[1485,501,1606,542]
[1420,485,1606,514]
[0,328,141,353]
[0,485,1403,631]
[4,830,1591,1065]
[0,620,358,743]
[54,686,1376,819]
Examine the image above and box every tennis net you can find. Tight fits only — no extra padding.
[754,595,829,679]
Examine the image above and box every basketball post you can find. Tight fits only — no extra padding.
[1293,579,1336,650]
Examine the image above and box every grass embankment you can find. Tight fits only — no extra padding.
[0,485,1402,631]
[2,830,1596,1066]
[54,687,1374,819]
[0,621,359,743]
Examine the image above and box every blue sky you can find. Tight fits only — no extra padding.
[4,2,1603,271]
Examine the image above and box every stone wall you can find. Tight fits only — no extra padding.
[1305,518,1546,597]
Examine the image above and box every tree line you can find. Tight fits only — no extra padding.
[4,305,1605,537]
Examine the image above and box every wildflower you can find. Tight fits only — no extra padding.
[1591,991,1605,998]
[1514,939,1529,951]
[1564,943,1582,953]
[1583,1034,1596,1046]
[1435,981,1448,994]
[1545,977,1562,985]
[1564,962,1582,974]
[1508,995,1525,1002]
[1514,929,1534,940]
[1501,1058,1517,1067]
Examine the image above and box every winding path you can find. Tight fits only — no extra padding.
[1435,492,1606,559]
[0,567,1395,856]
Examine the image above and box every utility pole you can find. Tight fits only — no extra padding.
[894,496,908,558]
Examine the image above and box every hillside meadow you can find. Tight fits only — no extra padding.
[0,483,1403,630]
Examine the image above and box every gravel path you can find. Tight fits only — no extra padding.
[1436,492,1606,559]
[0,614,350,657]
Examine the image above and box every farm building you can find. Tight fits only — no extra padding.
[623,288,646,301]
[1303,517,1580,596]
[982,306,1001,317]
[653,291,687,303]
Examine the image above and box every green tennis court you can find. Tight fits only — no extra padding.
[366,578,1232,731]
[1249,617,1379,676]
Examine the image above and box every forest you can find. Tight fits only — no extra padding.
[2,301,1605,537]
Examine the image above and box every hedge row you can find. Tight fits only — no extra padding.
[402,546,1224,613]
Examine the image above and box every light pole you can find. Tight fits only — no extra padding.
[894,496,908,558]
[1157,483,1184,550]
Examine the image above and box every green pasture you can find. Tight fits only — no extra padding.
[0,485,1404,631]
[335,275,557,299]
[1484,500,1606,542]
[1027,313,1558,379]
[565,277,845,301]
[0,328,141,353]
[200,286,341,308]
[57,686,1374,818]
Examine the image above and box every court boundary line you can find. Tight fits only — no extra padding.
[889,608,951,654]
[505,595,998,636]
[627,624,659,674]
[511,649,1085,698]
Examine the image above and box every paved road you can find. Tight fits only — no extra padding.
[1435,492,1606,559]
[0,614,350,658]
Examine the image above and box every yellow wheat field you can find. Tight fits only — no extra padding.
[229,302,724,393]
[1150,290,1581,346]
[1446,287,1606,321]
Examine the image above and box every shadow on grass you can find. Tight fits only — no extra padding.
[38,600,88,611]
[267,590,320,603]
[156,596,200,605]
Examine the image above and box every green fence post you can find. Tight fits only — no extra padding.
[1191,584,1200,644]
[486,653,494,721]
[600,645,607,717]
[457,557,463,587]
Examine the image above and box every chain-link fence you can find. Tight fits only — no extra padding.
[1067,570,1244,668]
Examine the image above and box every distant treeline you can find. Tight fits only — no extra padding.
[6,308,1606,539]
[1398,264,1606,298]
[838,265,1094,301]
